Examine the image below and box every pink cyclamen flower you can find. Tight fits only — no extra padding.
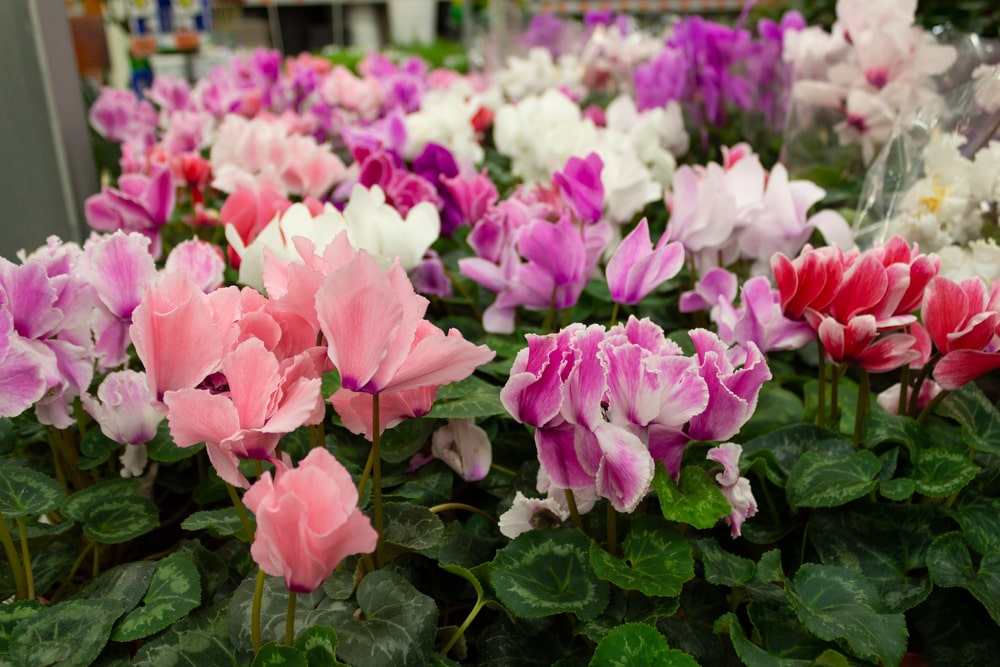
[328,385,437,440]
[164,239,226,293]
[441,169,499,228]
[164,338,324,488]
[923,275,1000,390]
[431,418,492,481]
[244,448,378,593]
[706,442,758,538]
[553,152,605,224]
[316,241,495,395]
[605,218,685,305]
[0,300,46,419]
[81,370,163,445]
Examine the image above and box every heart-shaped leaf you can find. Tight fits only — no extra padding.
[61,478,158,544]
[112,551,203,641]
[589,516,694,597]
[0,466,64,518]
[8,598,125,667]
[490,528,608,620]
[588,623,699,666]
[785,450,880,508]
[653,465,731,529]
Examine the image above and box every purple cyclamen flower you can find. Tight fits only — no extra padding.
[606,218,685,305]
[519,14,572,58]
[441,169,498,229]
[413,143,463,236]
[410,250,452,299]
[553,152,604,224]
[634,47,688,112]
[88,88,159,149]
[145,74,194,114]
[84,165,176,258]
[0,296,46,419]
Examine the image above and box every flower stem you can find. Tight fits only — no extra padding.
[830,363,842,427]
[251,568,266,654]
[16,518,34,600]
[541,285,559,332]
[854,370,871,445]
[816,347,827,428]
[357,446,375,497]
[609,302,620,328]
[564,489,583,531]
[309,423,325,449]
[0,513,26,599]
[908,356,938,417]
[429,503,497,524]
[226,483,256,543]
[606,502,618,556]
[440,598,485,657]
[917,389,950,424]
[285,591,297,646]
[898,366,910,415]
[489,463,516,476]
[372,392,385,569]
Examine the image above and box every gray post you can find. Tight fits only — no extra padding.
[0,1,97,258]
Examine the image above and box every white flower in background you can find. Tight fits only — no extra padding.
[937,240,1000,284]
[971,141,1000,202]
[341,184,440,270]
[403,87,487,165]
[605,95,688,186]
[494,88,597,183]
[496,48,585,101]
[973,64,1000,114]
[593,142,662,223]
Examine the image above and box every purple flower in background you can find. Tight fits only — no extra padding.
[442,169,498,229]
[410,250,452,299]
[145,74,194,114]
[89,88,158,149]
[606,218,685,305]
[634,47,688,112]
[553,152,604,224]
[85,164,175,258]
[519,13,572,57]
[413,143,463,235]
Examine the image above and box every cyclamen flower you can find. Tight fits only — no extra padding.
[706,443,758,537]
[431,418,492,482]
[84,165,176,258]
[81,370,163,445]
[605,218,685,305]
[501,317,762,512]
[923,275,1000,390]
[164,338,325,488]
[553,152,604,224]
[316,239,494,397]
[245,448,377,593]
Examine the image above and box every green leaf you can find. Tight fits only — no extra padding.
[786,564,907,667]
[70,560,158,614]
[294,626,345,666]
[879,478,915,501]
[696,540,754,587]
[937,383,1000,455]
[718,612,812,667]
[737,384,807,441]
[926,532,1000,624]
[79,429,119,470]
[588,623,699,666]
[428,375,506,419]
[861,409,929,455]
[112,551,203,641]
[334,569,438,667]
[146,420,204,462]
[490,529,608,620]
[133,600,240,666]
[182,507,251,540]
[652,465,731,529]
[8,598,125,667]
[383,502,444,553]
[251,643,308,667]
[0,419,14,456]
[910,448,978,497]
[742,425,847,487]
[952,491,1000,554]
[809,507,937,613]
[61,478,158,543]
[384,467,452,506]
[0,466,64,518]
[589,516,694,597]
[785,450,880,508]
[380,418,435,464]
[0,600,43,643]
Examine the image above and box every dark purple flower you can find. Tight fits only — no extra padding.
[414,143,463,235]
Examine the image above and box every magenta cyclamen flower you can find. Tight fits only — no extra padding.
[502,317,719,512]
[553,153,604,224]
[605,218,685,305]
[85,165,176,258]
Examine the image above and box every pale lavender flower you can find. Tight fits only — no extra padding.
[431,418,492,481]
[606,218,685,305]
[82,370,163,445]
[706,442,758,537]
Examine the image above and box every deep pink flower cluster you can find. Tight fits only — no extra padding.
[501,317,770,512]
